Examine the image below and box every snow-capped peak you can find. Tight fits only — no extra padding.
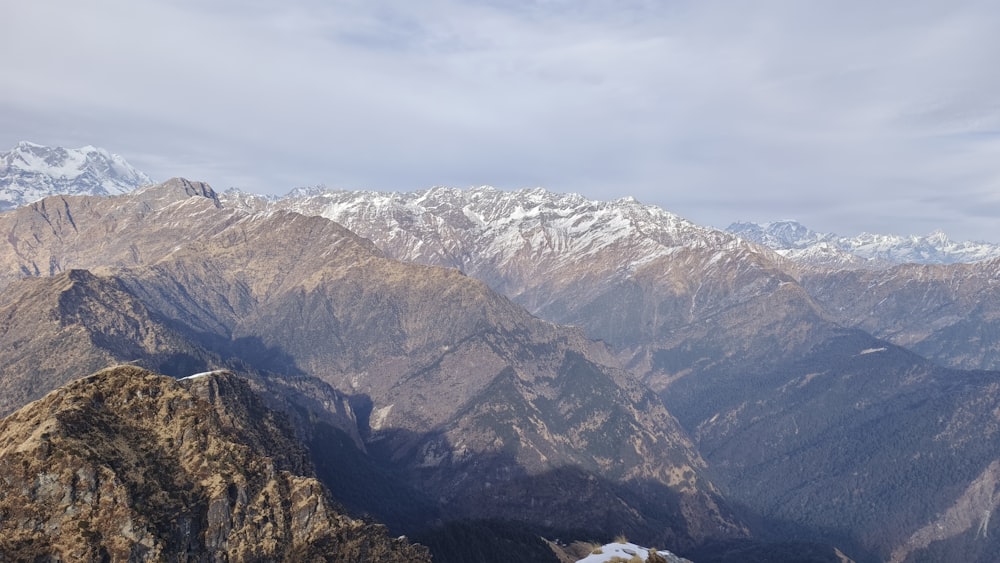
[247,184,735,265]
[727,220,833,249]
[219,185,779,318]
[0,141,152,211]
[727,220,1000,267]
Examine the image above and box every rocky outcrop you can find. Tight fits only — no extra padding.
[0,366,429,562]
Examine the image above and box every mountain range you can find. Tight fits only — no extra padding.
[237,184,1000,562]
[727,219,1000,268]
[0,175,751,561]
[5,143,1000,562]
[0,141,151,211]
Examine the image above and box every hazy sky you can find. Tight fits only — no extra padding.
[3,1,999,240]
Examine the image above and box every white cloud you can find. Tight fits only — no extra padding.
[2,0,999,240]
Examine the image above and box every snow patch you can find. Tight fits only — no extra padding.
[859,347,887,355]
[371,404,394,430]
[576,541,684,562]
[180,370,228,380]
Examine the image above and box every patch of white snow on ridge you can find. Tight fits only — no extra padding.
[180,370,229,380]
[371,404,394,431]
[576,541,685,563]
[859,347,887,355]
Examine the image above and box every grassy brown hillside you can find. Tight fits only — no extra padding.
[0,180,746,551]
[0,366,429,561]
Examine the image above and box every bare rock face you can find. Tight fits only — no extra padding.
[0,366,429,562]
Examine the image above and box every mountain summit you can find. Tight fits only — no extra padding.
[0,141,151,211]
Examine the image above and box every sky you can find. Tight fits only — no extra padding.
[2,0,999,241]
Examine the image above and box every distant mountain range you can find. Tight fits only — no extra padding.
[0,141,151,211]
[727,220,1000,267]
[4,141,998,268]
[8,142,1000,562]
[0,178,750,561]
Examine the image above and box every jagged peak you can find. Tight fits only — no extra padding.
[285,184,331,198]
[224,184,769,291]
[13,140,46,151]
[133,177,221,208]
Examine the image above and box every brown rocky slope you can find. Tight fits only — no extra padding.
[0,365,429,562]
[0,180,746,551]
[237,186,1000,561]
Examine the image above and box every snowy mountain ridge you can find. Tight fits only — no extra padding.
[222,185,780,307]
[728,219,1000,267]
[8,140,994,271]
[0,141,151,210]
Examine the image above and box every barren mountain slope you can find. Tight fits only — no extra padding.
[0,178,239,292]
[0,366,429,561]
[0,181,746,548]
[0,269,220,416]
[236,186,1000,561]
[0,267,364,452]
[227,187,826,389]
[800,259,1000,371]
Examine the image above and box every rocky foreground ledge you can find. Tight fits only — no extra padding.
[0,365,429,562]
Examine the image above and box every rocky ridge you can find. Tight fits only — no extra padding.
[223,186,813,385]
[0,365,429,561]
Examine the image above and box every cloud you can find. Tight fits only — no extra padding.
[2,0,999,240]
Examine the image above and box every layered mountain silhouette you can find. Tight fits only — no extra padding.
[7,144,1000,561]
[240,185,1000,562]
[0,179,747,560]
[727,220,1000,267]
